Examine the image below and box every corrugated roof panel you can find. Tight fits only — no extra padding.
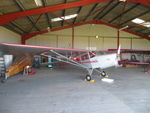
[0,0,20,14]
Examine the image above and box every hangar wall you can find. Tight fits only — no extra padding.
[26,24,150,50]
[0,27,20,44]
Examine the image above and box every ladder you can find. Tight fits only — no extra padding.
[0,56,6,83]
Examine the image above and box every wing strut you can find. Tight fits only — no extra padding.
[41,50,88,69]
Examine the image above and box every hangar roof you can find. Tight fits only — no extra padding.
[0,0,150,41]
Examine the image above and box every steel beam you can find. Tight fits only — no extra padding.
[4,24,22,34]
[0,9,27,34]
[144,32,150,36]
[41,0,52,29]
[140,29,150,35]
[0,0,150,25]
[109,3,139,23]
[14,0,40,31]
[73,6,82,24]
[61,0,67,27]
[83,3,98,22]
[117,1,128,25]
[11,22,27,33]
[98,2,120,19]
[119,9,150,26]
[136,28,148,33]
[28,14,43,33]
[61,10,66,26]
[93,0,114,20]
[72,27,74,49]
[117,30,120,48]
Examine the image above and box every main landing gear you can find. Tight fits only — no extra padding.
[86,75,92,81]
[85,68,93,82]
[100,71,109,78]
[85,70,109,82]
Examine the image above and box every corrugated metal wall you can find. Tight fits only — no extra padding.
[0,27,20,44]
[21,24,150,50]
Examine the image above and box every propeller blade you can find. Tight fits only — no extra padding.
[115,45,121,67]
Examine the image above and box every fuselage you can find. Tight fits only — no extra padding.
[79,53,118,69]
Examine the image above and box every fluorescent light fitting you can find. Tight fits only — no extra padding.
[119,0,127,2]
[34,0,42,6]
[96,35,99,38]
[51,14,78,22]
[132,18,145,24]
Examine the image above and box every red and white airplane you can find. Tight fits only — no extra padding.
[0,43,121,82]
[109,48,150,73]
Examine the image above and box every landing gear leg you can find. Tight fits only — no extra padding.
[85,68,93,81]
[100,71,109,78]
[101,71,106,77]
[96,68,109,78]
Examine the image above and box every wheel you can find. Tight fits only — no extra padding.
[86,75,91,81]
[101,71,106,77]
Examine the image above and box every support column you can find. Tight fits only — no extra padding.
[21,36,25,45]
[117,30,120,49]
[130,37,133,49]
[72,27,74,49]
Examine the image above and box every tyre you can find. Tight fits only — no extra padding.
[86,75,91,81]
[101,71,106,77]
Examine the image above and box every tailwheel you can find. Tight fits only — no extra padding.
[86,75,91,81]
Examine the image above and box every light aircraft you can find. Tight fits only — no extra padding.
[109,49,150,73]
[0,43,121,82]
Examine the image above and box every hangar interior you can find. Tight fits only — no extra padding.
[0,0,150,113]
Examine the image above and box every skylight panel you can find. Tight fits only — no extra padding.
[34,0,42,6]
[131,18,145,24]
[51,14,78,22]
[142,22,150,28]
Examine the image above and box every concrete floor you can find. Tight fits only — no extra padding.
[0,66,150,113]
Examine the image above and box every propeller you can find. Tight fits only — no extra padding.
[115,45,121,67]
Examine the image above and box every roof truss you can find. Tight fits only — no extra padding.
[0,0,150,25]
[21,19,150,44]
[0,0,149,43]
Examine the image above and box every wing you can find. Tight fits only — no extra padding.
[0,43,89,55]
[108,49,150,54]
[0,43,90,78]
[0,42,92,67]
